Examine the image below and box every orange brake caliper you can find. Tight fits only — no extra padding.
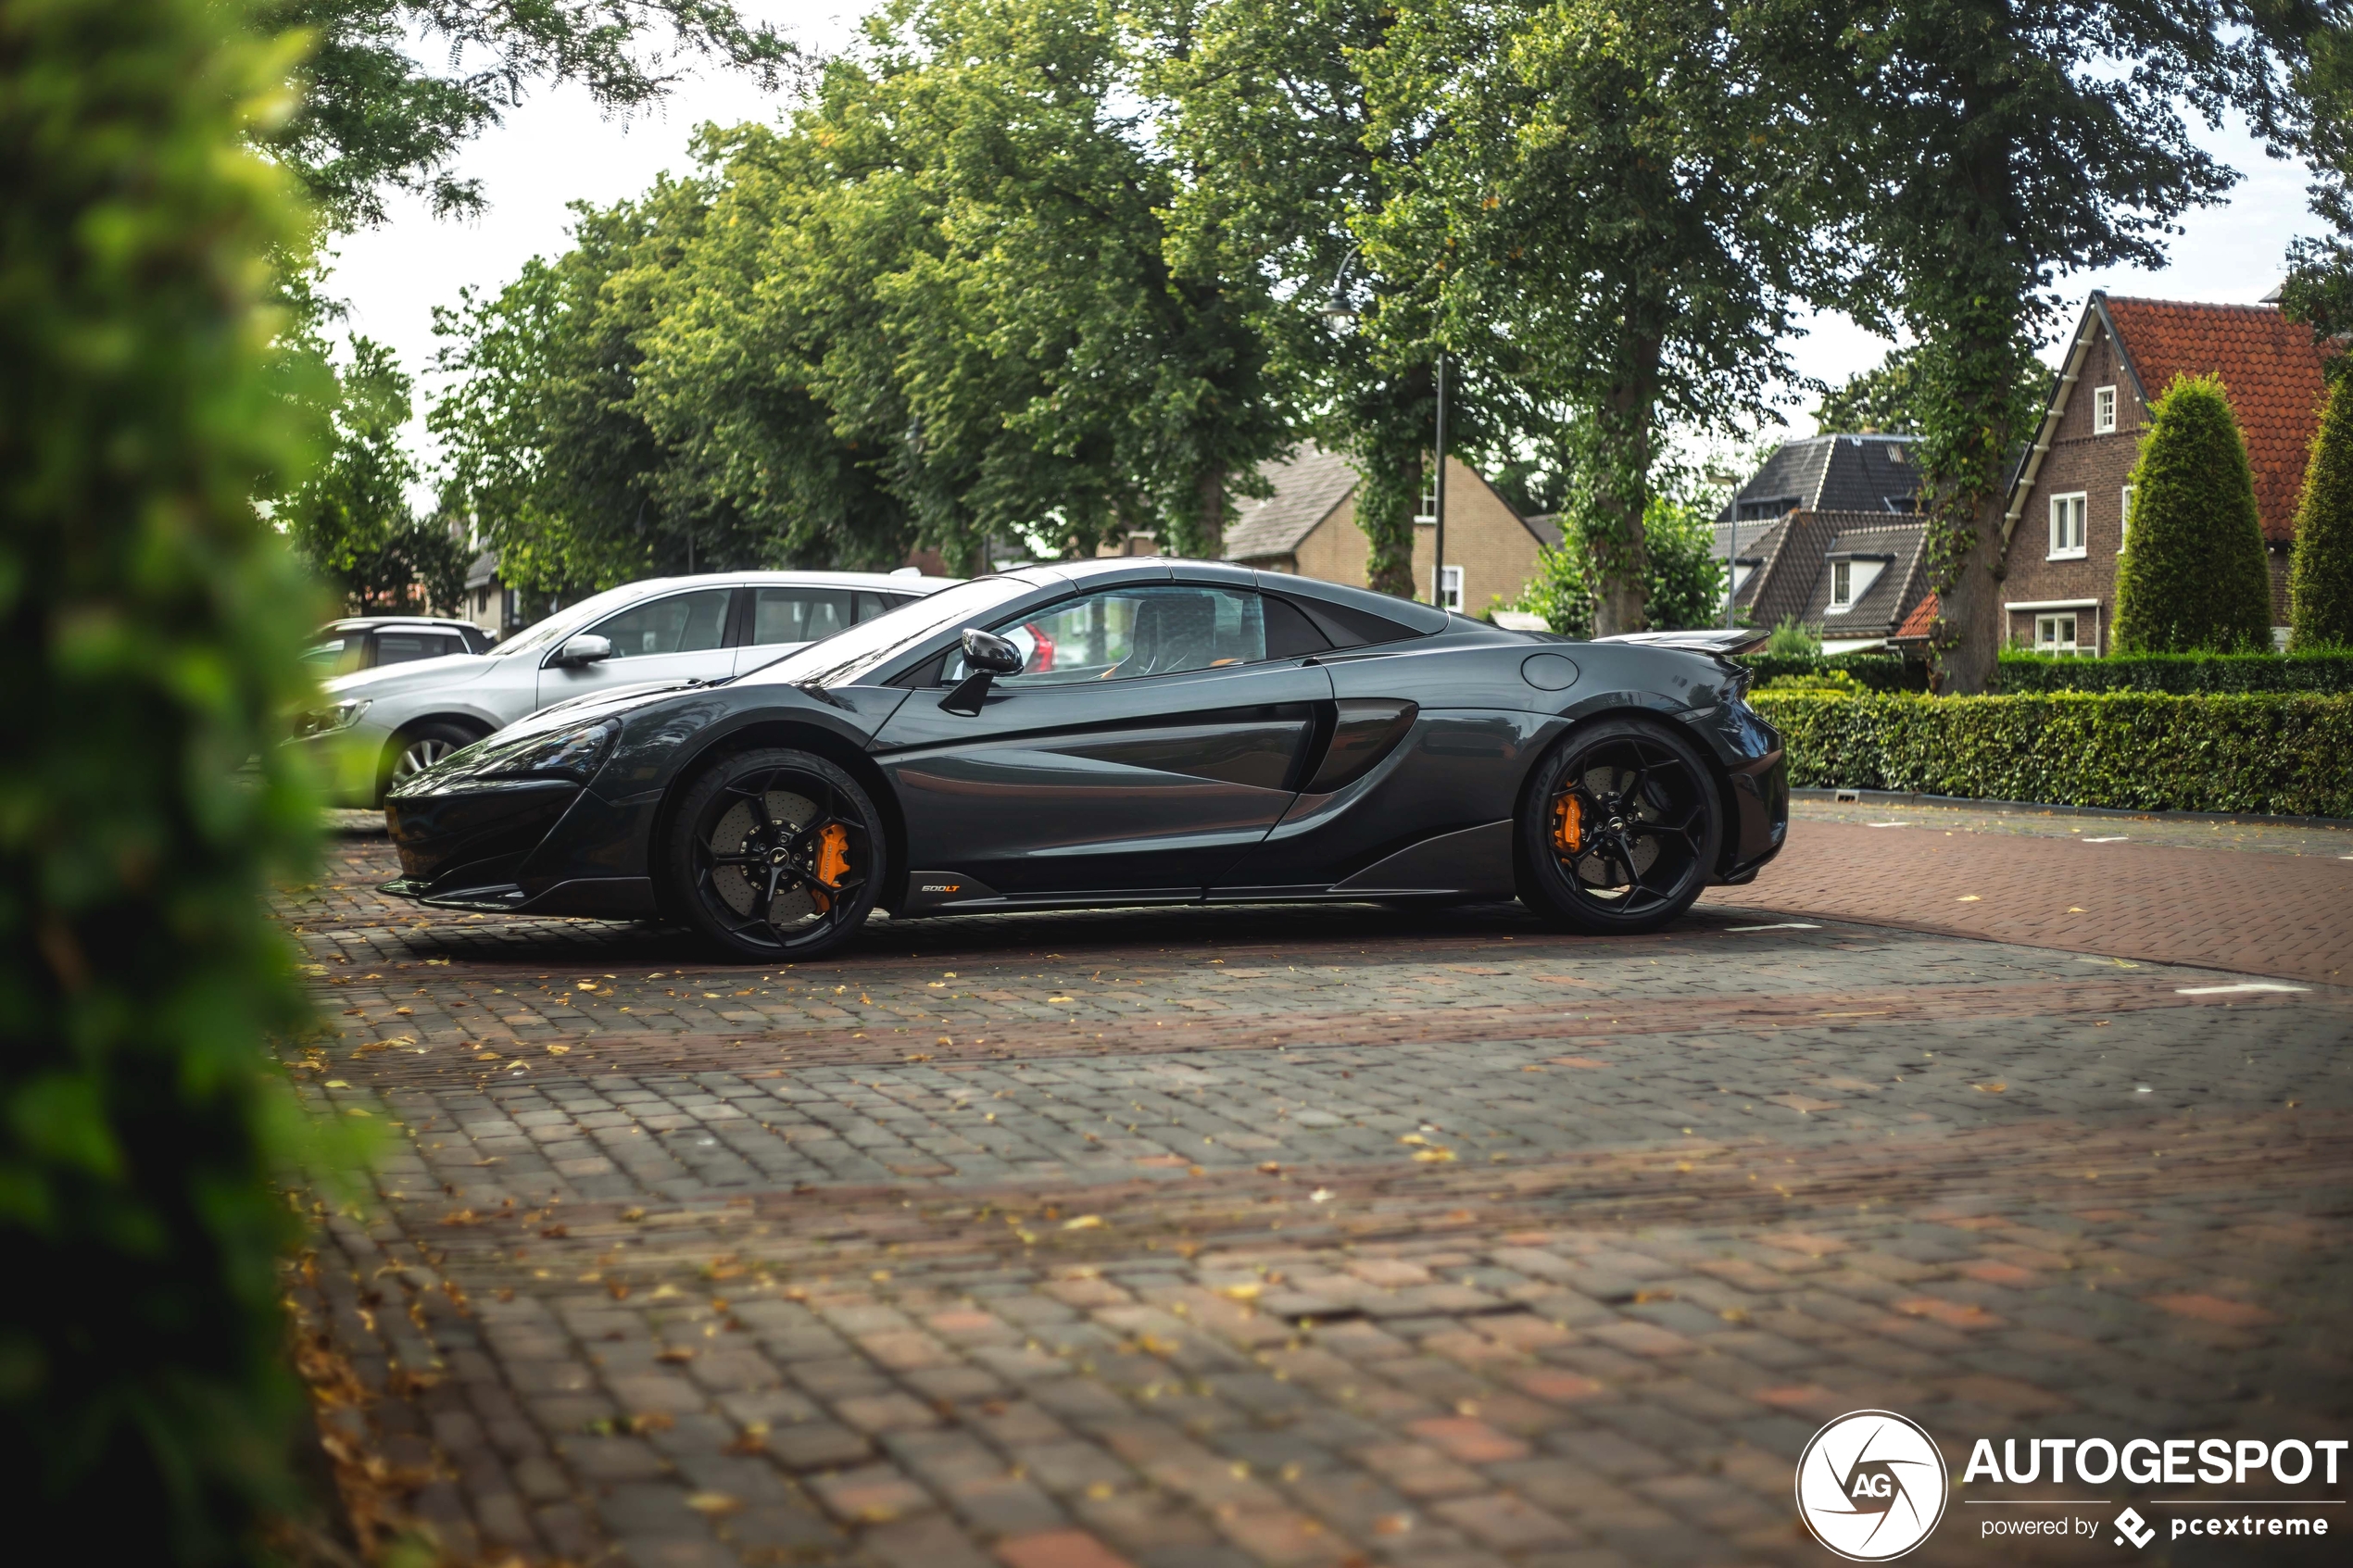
[1552,793,1584,855]
[812,824,850,912]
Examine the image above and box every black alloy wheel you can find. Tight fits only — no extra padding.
[1518,716,1721,934]
[665,748,886,960]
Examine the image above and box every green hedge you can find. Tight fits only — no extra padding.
[1736,652,1924,693]
[3,0,337,1560]
[1751,692,2353,817]
[1994,649,2353,694]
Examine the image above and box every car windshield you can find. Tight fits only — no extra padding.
[488,583,655,659]
[736,576,1033,688]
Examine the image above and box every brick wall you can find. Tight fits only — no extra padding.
[2007,324,2140,652]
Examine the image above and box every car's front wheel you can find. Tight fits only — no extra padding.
[380,720,484,802]
[1517,716,1722,935]
[662,748,886,960]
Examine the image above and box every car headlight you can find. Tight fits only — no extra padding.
[472,721,618,783]
[296,698,371,737]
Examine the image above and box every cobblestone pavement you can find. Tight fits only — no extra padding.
[1792,797,2353,859]
[283,817,2353,1568]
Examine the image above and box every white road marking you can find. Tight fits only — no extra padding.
[2175,983,2309,996]
[1725,922,1820,932]
[1866,822,1909,828]
[2081,835,2129,843]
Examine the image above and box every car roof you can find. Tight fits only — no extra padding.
[322,617,477,632]
[997,556,1451,633]
[607,570,961,594]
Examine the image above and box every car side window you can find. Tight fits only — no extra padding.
[375,632,460,666]
[951,585,1267,685]
[750,587,855,646]
[853,591,908,622]
[588,589,732,659]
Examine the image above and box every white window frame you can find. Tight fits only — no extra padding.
[1438,564,1464,611]
[1830,558,1854,608]
[2120,484,2134,548]
[2048,492,2087,559]
[2035,612,2082,655]
[2092,385,2118,434]
[1415,481,1438,522]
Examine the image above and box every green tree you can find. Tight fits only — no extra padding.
[1815,345,2049,440]
[283,336,463,611]
[1149,0,1472,596]
[1,0,337,1556]
[2114,374,2275,654]
[1814,0,2310,691]
[1359,0,1844,633]
[2291,370,2353,647]
[1513,485,1724,636]
[263,0,794,230]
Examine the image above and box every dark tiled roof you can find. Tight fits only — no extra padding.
[1741,512,1931,641]
[1224,445,1360,562]
[2100,296,2332,545]
[465,550,501,590]
[1524,513,1566,549]
[1717,435,1923,524]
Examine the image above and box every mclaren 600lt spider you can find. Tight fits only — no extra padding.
[382,558,1787,959]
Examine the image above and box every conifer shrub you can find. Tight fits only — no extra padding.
[2291,371,2353,649]
[2112,373,2274,653]
[2,0,332,1558]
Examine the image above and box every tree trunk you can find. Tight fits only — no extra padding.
[1357,447,1418,598]
[1586,341,1660,637]
[1192,468,1224,559]
[1926,492,2006,694]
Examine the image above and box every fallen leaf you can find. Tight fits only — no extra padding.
[1973,1082,2007,1094]
[545,1044,570,1056]
[1411,1148,1456,1163]
[1215,1282,1263,1301]
[1375,1514,1413,1535]
[656,1347,696,1363]
[622,1207,646,1222]
[1063,1214,1105,1230]
[1957,895,1981,903]
[323,1080,350,1089]
[1397,1134,1429,1147]
[1310,1188,1332,1203]
[1256,1161,1282,1174]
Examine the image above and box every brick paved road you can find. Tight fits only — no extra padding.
[282,809,2353,1568]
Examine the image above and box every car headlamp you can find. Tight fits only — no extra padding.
[472,720,619,783]
[297,698,371,737]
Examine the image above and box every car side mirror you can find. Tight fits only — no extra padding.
[941,628,1021,715]
[554,633,611,668]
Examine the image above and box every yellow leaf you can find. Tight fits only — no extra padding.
[1063,1214,1104,1230]
[1412,1148,1456,1163]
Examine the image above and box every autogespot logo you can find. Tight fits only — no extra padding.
[1796,1411,1950,1561]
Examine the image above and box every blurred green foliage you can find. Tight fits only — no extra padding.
[0,0,337,1557]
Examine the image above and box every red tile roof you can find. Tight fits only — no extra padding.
[2101,296,2332,544]
[1892,592,1938,642]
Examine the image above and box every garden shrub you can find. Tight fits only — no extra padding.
[2291,370,2353,649]
[1995,648,2353,693]
[2113,373,2274,653]
[1738,652,1922,692]
[1751,692,2353,817]
[1,0,333,1560]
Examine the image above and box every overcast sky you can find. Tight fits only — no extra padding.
[327,13,2329,495]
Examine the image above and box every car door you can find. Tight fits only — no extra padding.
[871,582,1334,900]
[731,584,860,675]
[538,586,736,709]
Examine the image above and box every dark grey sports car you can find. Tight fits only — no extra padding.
[383,558,1787,958]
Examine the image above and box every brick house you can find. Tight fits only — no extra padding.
[1725,510,1934,654]
[2000,292,2328,653]
[1201,445,1556,614]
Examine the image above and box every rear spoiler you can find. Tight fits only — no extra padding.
[1592,628,1769,658]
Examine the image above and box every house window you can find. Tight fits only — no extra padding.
[2120,484,2134,547]
[1438,565,1463,611]
[1416,481,1438,522]
[2036,613,2082,654]
[2048,493,2087,559]
[1830,559,1854,608]
[2093,386,2117,434]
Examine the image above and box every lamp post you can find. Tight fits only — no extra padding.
[1323,252,1450,609]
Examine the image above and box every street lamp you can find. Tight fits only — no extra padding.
[1323,252,1449,611]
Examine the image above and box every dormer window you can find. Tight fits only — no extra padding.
[2093,386,2117,433]
[1831,559,1853,608]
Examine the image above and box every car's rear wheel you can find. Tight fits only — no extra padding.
[663,748,885,960]
[379,720,483,803]
[1517,716,1721,935]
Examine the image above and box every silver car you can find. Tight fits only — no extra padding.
[295,570,958,805]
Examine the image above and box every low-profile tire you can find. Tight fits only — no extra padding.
[661,747,887,961]
[1517,715,1722,935]
[379,720,484,802]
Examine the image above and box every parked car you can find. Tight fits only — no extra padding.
[296,570,957,804]
[378,558,1789,957]
[306,616,493,675]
